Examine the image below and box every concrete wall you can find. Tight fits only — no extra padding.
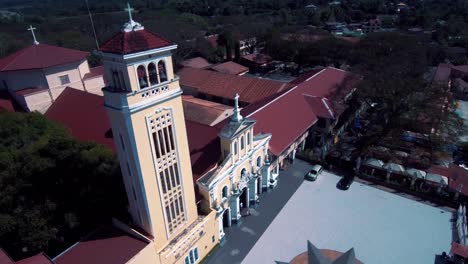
[84,76,105,96]
[1,69,48,91]
[44,61,86,99]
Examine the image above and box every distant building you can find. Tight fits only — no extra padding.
[363,19,382,33]
[240,53,274,73]
[209,61,249,76]
[180,57,212,69]
[0,30,105,112]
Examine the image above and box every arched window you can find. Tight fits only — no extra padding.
[137,65,148,89]
[257,156,262,167]
[241,168,247,177]
[148,63,158,86]
[240,136,244,150]
[158,60,168,82]
[234,142,237,155]
[222,186,228,198]
[247,132,250,145]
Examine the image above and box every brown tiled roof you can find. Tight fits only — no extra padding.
[185,120,221,183]
[54,225,148,264]
[0,44,88,72]
[100,29,173,55]
[210,61,248,75]
[247,67,353,156]
[45,87,116,153]
[182,95,232,126]
[180,57,212,69]
[177,67,290,104]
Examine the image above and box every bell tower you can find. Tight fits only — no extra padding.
[100,4,198,250]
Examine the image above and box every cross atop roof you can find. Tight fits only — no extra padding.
[125,2,134,23]
[121,2,144,32]
[231,93,243,123]
[27,25,39,45]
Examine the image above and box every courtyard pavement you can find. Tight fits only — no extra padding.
[241,171,453,264]
[203,159,312,264]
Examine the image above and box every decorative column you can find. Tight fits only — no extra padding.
[249,178,258,204]
[230,195,241,222]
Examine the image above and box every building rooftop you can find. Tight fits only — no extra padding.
[53,225,149,264]
[100,29,174,55]
[246,67,353,156]
[0,44,88,72]
[44,87,115,153]
[180,57,212,69]
[177,67,290,104]
[182,95,233,126]
[210,61,249,75]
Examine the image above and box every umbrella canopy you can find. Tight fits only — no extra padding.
[384,163,405,173]
[426,173,449,186]
[406,168,426,179]
[365,158,384,168]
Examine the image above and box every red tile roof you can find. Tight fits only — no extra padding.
[14,87,48,97]
[210,61,248,75]
[180,57,212,69]
[0,44,88,72]
[100,29,173,55]
[185,120,221,183]
[289,68,325,86]
[452,242,468,258]
[54,225,149,264]
[182,95,232,126]
[304,96,335,119]
[16,253,53,264]
[177,67,290,104]
[0,248,14,264]
[247,67,352,156]
[83,66,104,80]
[45,87,115,153]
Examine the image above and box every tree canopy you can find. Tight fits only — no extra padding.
[0,111,127,260]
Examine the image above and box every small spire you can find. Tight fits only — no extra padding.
[27,25,39,45]
[122,2,144,32]
[231,93,243,122]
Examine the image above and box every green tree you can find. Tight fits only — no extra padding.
[0,112,127,260]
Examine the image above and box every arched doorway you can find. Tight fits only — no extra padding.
[239,187,248,209]
[222,208,231,227]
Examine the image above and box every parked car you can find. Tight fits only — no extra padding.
[337,176,354,190]
[305,165,323,181]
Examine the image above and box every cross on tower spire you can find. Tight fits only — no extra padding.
[121,2,144,32]
[125,2,134,23]
[231,93,243,122]
[27,25,39,45]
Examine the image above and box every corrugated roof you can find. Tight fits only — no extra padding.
[0,44,88,72]
[178,67,290,104]
[100,29,173,55]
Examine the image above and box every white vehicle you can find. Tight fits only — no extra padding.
[305,165,323,181]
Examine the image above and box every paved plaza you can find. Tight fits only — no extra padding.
[242,171,453,264]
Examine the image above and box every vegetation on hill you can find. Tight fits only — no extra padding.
[0,111,127,260]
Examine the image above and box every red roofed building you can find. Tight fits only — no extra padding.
[210,61,249,76]
[182,95,233,126]
[180,57,212,69]
[240,53,274,73]
[244,67,358,164]
[0,249,53,264]
[45,87,115,153]
[178,67,290,106]
[0,35,105,112]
